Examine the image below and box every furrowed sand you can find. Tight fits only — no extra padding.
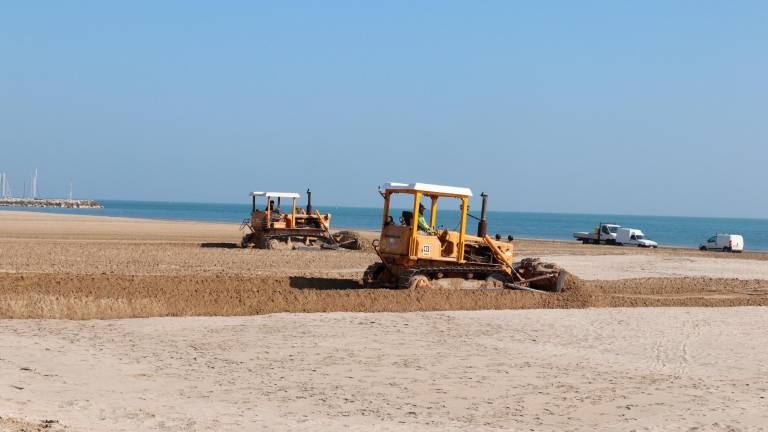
[1,210,767,431]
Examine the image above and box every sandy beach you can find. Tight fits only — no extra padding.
[2,309,768,431]
[2,211,768,431]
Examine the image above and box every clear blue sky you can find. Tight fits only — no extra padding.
[1,1,766,217]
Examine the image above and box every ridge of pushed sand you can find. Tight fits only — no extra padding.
[1,272,768,319]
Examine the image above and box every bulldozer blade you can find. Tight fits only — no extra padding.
[554,270,567,293]
[512,258,568,293]
[506,270,568,293]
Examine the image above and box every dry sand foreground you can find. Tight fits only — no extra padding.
[1,211,768,430]
[2,309,768,431]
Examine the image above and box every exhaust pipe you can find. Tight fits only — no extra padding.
[306,188,313,214]
[477,192,488,237]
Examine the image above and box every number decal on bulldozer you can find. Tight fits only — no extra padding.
[422,245,430,256]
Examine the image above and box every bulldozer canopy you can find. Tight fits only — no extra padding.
[249,192,301,199]
[383,182,472,198]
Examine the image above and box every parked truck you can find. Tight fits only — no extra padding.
[574,223,658,248]
[573,223,620,245]
[699,234,744,253]
[615,227,658,248]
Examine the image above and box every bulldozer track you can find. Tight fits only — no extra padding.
[397,265,506,289]
[244,229,336,249]
[245,229,363,251]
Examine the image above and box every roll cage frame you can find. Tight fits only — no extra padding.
[381,188,470,262]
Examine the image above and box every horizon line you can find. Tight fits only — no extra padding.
[25,197,764,222]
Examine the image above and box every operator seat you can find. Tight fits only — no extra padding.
[401,211,413,226]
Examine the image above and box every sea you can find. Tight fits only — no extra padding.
[3,199,768,251]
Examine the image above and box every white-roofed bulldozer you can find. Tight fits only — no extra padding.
[363,182,570,292]
[240,189,363,250]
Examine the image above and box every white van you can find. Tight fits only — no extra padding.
[616,228,658,248]
[699,234,744,253]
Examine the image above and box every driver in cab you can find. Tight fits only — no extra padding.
[417,203,435,235]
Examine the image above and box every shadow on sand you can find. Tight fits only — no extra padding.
[200,242,240,249]
[288,276,363,290]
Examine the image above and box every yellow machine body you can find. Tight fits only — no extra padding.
[375,186,515,276]
[366,183,566,291]
[241,191,340,249]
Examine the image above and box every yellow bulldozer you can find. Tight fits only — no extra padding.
[240,189,362,250]
[363,182,567,291]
